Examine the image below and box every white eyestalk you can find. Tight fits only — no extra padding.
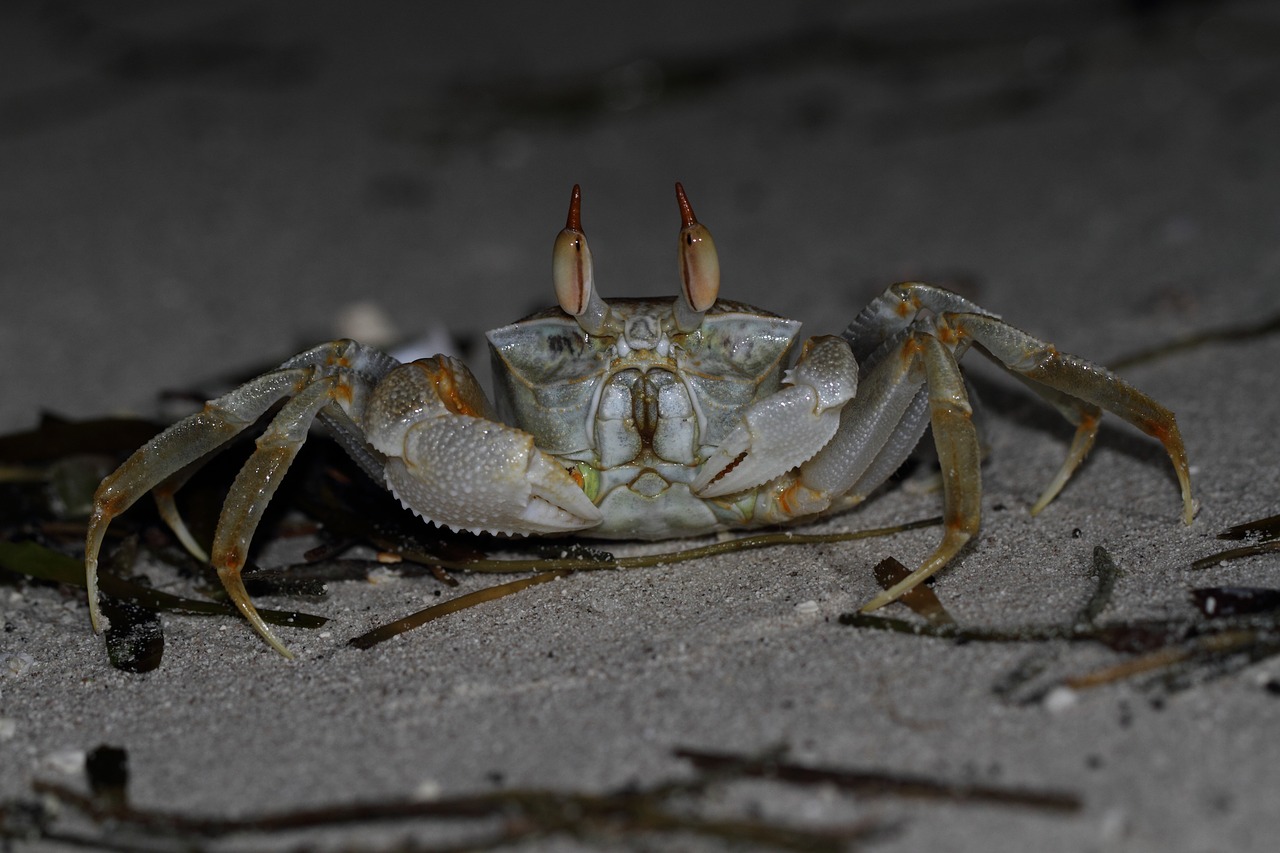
[673,182,720,332]
[553,184,612,336]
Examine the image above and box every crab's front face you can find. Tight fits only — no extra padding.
[489,298,799,472]
[483,185,802,539]
[488,300,802,540]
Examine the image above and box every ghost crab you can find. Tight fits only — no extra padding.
[84,184,1193,657]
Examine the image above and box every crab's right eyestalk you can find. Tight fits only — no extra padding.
[673,182,720,332]
[553,185,612,336]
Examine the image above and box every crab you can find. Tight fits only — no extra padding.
[84,184,1193,657]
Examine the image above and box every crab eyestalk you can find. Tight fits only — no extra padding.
[553,184,612,336]
[673,182,720,333]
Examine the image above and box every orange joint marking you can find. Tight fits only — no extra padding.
[1138,416,1171,443]
[899,336,924,366]
[431,362,481,417]
[99,489,129,517]
[936,323,961,346]
[777,479,807,517]
[214,547,245,573]
[570,467,585,489]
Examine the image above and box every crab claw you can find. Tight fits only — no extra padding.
[365,357,602,536]
[385,416,603,536]
[692,336,858,497]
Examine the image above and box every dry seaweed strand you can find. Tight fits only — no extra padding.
[1191,510,1280,570]
[348,519,943,648]
[843,546,1280,697]
[18,746,886,852]
[4,740,1091,852]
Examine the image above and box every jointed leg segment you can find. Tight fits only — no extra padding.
[825,284,1193,613]
[84,341,395,656]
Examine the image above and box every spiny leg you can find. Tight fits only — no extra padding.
[85,369,311,632]
[206,377,350,657]
[954,313,1193,523]
[860,333,982,612]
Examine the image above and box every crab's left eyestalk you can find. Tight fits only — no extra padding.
[553,184,612,336]
[673,182,720,333]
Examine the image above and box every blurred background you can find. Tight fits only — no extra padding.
[3,0,1275,430]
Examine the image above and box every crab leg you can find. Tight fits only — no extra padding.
[85,340,399,645]
[953,312,1193,523]
[84,368,312,634]
[207,376,347,658]
[848,282,1193,522]
[859,333,982,611]
[1004,375,1101,515]
[152,466,212,562]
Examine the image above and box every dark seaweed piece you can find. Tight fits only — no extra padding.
[84,746,129,812]
[675,747,1080,812]
[349,571,572,649]
[1191,540,1280,570]
[25,744,888,853]
[345,519,945,649]
[1191,586,1280,618]
[100,593,165,674]
[1190,510,1280,569]
[0,540,325,628]
[14,737,1091,851]
[1215,512,1280,542]
[95,535,165,672]
[842,546,1280,697]
[872,556,955,626]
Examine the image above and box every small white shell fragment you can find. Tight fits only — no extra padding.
[1,652,35,677]
[1043,686,1078,713]
[0,717,16,740]
[794,599,820,615]
[45,748,86,775]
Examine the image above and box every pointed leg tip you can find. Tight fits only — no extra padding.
[248,611,295,658]
[251,617,295,659]
[859,593,892,613]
